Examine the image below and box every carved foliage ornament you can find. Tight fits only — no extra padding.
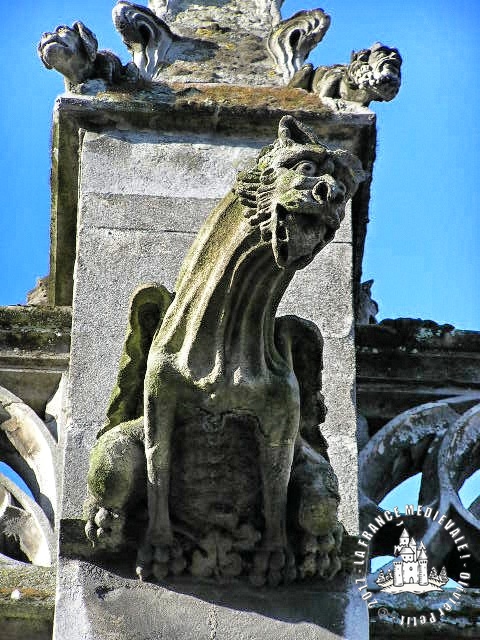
[112,1,176,80]
[84,117,367,587]
[267,9,331,83]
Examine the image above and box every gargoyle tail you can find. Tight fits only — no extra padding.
[99,284,174,437]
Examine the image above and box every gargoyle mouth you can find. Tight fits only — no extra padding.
[272,205,339,270]
[41,35,68,49]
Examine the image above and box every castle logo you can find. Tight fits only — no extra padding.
[376,528,449,594]
[353,505,472,627]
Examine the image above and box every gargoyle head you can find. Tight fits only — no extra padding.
[237,116,366,270]
[349,42,402,103]
[38,21,98,85]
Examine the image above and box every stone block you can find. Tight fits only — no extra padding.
[80,131,266,199]
[279,240,354,340]
[79,193,218,233]
[65,225,195,516]
[54,559,368,640]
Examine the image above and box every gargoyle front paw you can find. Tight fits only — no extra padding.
[136,539,186,581]
[250,547,296,587]
[298,525,343,580]
[85,507,125,550]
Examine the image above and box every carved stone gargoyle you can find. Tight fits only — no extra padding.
[289,42,402,106]
[84,116,367,586]
[38,20,138,93]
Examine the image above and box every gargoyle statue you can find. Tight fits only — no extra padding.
[356,280,378,325]
[84,116,367,587]
[38,21,138,93]
[289,42,402,106]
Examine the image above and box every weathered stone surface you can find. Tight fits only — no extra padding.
[356,321,480,431]
[0,305,70,416]
[79,130,267,200]
[48,90,376,307]
[54,558,368,640]
[0,565,54,640]
[145,0,284,85]
[64,227,192,518]
[282,240,355,339]
[80,193,220,232]
[279,225,358,531]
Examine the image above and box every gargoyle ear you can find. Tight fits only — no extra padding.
[351,48,370,63]
[333,149,369,196]
[278,115,318,146]
[74,21,98,62]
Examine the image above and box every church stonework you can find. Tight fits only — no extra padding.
[1,1,479,640]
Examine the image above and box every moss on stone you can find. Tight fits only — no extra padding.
[170,83,333,112]
[0,565,55,626]
[0,305,71,353]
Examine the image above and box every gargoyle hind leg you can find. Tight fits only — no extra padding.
[251,436,296,586]
[136,392,176,580]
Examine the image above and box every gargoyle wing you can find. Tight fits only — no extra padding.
[275,315,329,460]
[99,284,174,437]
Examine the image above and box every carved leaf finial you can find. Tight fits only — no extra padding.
[267,9,331,83]
[113,1,176,80]
[148,0,169,19]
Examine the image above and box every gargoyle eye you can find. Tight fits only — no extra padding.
[293,160,318,176]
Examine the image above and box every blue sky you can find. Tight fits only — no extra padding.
[1,1,479,329]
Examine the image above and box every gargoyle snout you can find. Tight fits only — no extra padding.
[312,178,346,205]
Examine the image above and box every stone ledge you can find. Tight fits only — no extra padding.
[0,306,71,415]
[0,306,71,353]
[0,564,54,640]
[356,320,480,431]
[55,557,368,640]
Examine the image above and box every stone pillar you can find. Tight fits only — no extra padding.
[40,3,384,639]
[52,86,373,640]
